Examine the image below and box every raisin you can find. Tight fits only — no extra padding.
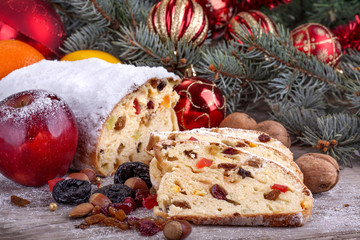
[210,184,227,200]
[133,98,140,114]
[94,184,134,203]
[139,220,162,236]
[238,168,253,179]
[136,142,142,153]
[258,133,271,142]
[236,142,246,147]
[114,116,126,131]
[264,189,281,201]
[147,100,154,109]
[52,179,91,204]
[85,213,106,225]
[156,80,167,91]
[115,209,127,221]
[172,201,191,209]
[222,147,241,155]
[103,217,122,227]
[247,159,262,168]
[10,195,30,207]
[126,217,141,229]
[75,223,90,230]
[114,162,152,188]
[108,206,117,217]
[184,150,197,159]
[217,163,237,170]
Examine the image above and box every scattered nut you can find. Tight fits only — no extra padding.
[219,112,257,130]
[49,202,58,211]
[163,220,192,240]
[124,177,149,191]
[89,193,112,208]
[67,172,90,182]
[295,153,339,193]
[80,168,97,184]
[255,120,291,148]
[69,203,94,218]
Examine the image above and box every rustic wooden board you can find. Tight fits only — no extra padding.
[0,144,359,240]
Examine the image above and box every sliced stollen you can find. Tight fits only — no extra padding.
[0,59,180,176]
[151,140,313,227]
[147,128,302,189]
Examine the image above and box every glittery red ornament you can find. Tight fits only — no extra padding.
[227,10,278,42]
[0,0,66,59]
[194,0,237,32]
[174,77,226,130]
[146,0,209,46]
[290,23,342,67]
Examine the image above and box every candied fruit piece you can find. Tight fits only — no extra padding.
[271,184,288,193]
[133,98,140,114]
[142,194,158,209]
[196,158,213,169]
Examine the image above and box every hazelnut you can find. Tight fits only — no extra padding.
[67,172,90,182]
[124,177,148,191]
[219,112,257,130]
[89,193,112,208]
[163,220,192,240]
[295,153,340,193]
[255,120,291,148]
[69,203,94,218]
[80,168,97,183]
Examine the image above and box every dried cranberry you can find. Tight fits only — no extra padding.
[139,220,161,236]
[112,202,134,214]
[258,133,271,142]
[142,194,158,209]
[52,179,91,204]
[135,189,150,207]
[210,184,227,200]
[123,197,137,210]
[238,168,252,179]
[147,100,154,109]
[114,162,152,188]
[133,98,140,114]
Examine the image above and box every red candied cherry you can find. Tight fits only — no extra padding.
[142,194,158,209]
[271,184,288,193]
[196,158,213,169]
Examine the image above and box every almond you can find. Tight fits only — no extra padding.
[69,203,94,218]
[89,193,112,208]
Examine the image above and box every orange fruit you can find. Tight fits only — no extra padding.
[0,40,45,79]
[60,50,121,64]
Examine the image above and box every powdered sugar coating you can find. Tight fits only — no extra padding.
[0,59,180,169]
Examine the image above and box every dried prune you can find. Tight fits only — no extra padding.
[94,184,134,203]
[52,179,91,204]
[114,162,151,188]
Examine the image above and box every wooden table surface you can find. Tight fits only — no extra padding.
[0,145,359,240]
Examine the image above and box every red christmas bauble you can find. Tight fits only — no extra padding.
[194,0,237,31]
[290,23,342,67]
[227,10,278,42]
[0,0,66,59]
[174,77,226,130]
[146,0,209,46]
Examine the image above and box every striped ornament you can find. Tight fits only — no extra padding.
[227,10,278,41]
[146,0,209,46]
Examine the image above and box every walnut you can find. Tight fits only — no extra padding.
[219,112,257,130]
[295,153,340,193]
[255,120,291,148]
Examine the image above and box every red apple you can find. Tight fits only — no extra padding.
[0,89,78,187]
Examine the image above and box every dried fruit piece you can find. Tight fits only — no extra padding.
[172,201,191,209]
[48,178,65,192]
[94,184,134,203]
[114,116,126,131]
[258,133,271,142]
[238,168,252,179]
[271,184,288,193]
[188,137,198,141]
[222,147,241,155]
[52,179,91,204]
[10,195,30,207]
[264,189,281,201]
[147,100,154,109]
[157,80,167,91]
[184,150,197,159]
[115,209,127,221]
[217,163,237,170]
[196,158,213,169]
[85,213,106,225]
[133,98,140,114]
[247,159,262,168]
[142,194,158,209]
[139,219,162,236]
[135,189,150,207]
[114,162,152,188]
[210,184,227,200]
[104,217,122,227]
[236,142,246,148]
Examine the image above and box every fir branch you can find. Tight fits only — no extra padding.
[113,0,153,28]
[113,24,202,76]
[61,24,114,54]
[299,113,360,167]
